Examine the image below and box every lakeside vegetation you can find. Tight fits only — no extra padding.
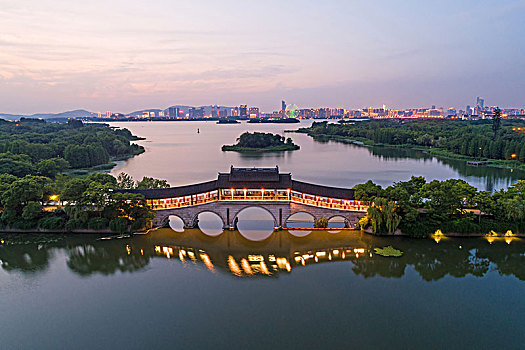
[0,118,165,233]
[222,132,300,152]
[0,172,169,233]
[354,177,525,238]
[298,118,525,168]
[0,118,144,177]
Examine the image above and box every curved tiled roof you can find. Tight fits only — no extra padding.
[117,167,355,200]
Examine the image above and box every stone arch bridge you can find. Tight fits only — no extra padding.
[118,166,368,229]
[155,200,365,229]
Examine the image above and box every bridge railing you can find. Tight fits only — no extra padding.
[148,196,368,212]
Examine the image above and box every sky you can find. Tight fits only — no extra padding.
[0,0,524,114]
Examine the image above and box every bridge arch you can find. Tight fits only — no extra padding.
[285,211,316,228]
[190,210,226,229]
[326,215,350,228]
[167,215,185,232]
[231,205,278,228]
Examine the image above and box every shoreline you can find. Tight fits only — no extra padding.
[299,131,525,171]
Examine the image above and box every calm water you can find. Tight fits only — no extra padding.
[1,120,525,349]
[109,120,525,191]
[0,229,524,349]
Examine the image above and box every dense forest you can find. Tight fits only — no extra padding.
[0,118,166,233]
[354,177,525,237]
[0,118,144,177]
[300,119,525,163]
[222,132,299,151]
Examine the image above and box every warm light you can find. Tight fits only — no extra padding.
[260,261,270,275]
[228,256,242,276]
[511,154,517,158]
[241,258,253,275]
[49,195,59,201]
[433,229,444,243]
[200,253,215,272]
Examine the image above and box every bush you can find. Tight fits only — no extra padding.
[65,218,86,231]
[88,217,108,230]
[38,217,65,230]
[109,217,129,234]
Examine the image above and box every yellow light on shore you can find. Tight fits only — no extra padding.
[433,229,444,243]
[49,195,59,201]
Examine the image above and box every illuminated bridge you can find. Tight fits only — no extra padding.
[120,166,369,229]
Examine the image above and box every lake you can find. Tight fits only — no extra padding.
[109,120,525,192]
[1,120,524,349]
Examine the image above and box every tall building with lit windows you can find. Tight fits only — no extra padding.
[249,107,260,118]
[239,105,248,118]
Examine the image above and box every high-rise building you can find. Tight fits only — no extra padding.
[167,107,179,118]
[476,97,485,109]
[239,105,248,118]
[282,100,286,116]
[249,107,260,118]
[466,105,471,115]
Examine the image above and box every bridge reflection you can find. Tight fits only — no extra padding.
[1,229,524,281]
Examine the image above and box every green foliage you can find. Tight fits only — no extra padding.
[222,132,299,151]
[353,180,384,202]
[37,158,70,177]
[38,217,65,230]
[0,118,143,173]
[355,178,525,238]
[109,217,129,234]
[65,218,85,231]
[22,202,43,221]
[88,217,109,230]
[136,176,170,189]
[364,197,402,235]
[117,172,135,189]
[374,246,403,257]
[303,119,525,163]
[314,217,328,228]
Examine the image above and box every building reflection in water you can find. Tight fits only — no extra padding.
[152,236,374,278]
[1,229,524,281]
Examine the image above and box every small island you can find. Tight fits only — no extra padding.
[222,132,300,152]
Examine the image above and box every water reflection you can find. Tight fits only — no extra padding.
[2,230,523,281]
[236,207,274,241]
[197,212,223,236]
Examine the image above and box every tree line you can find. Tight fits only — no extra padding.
[0,118,144,177]
[354,177,525,237]
[0,172,169,233]
[303,119,525,163]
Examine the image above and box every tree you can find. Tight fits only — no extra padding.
[420,179,477,222]
[353,180,384,202]
[314,217,328,228]
[87,173,117,187]
[117,172,135,189]
[37,158,70,178]
[136,177,170,189]
[492,107,501,140]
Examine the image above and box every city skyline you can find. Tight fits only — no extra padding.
[1,0,525,114]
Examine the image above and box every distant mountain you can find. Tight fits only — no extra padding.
[0,105,240,121]
[0,109,97,121]
[126,105,235,117]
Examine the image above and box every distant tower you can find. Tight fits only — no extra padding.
[282,100,286,117]
[476,97,484,109]
[466,105,471,115]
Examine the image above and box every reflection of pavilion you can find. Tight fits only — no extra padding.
[148,229,373,278]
